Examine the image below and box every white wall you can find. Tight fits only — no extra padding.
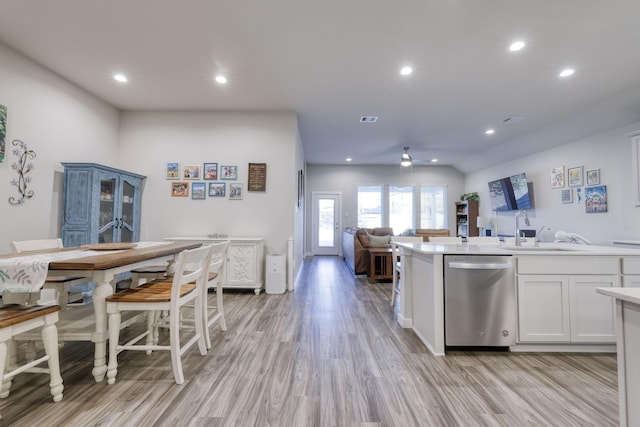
[118,111,299,257]
[466,122,640,245]
[306,164,465,254]
[0,42,120,251]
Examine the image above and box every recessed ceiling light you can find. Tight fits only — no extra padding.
[509,41,526,52]
[215,75,228,84]
[485,129,495,135]
[113,74,128,83]
[431,158,438,163]
[360,116,378,123]
[346,158,352,162]
[559,68,575,78]
[400,66,413,76]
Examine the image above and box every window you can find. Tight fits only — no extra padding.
[420,185,447,229]
[389,185,414,234]
[357,185,382,228]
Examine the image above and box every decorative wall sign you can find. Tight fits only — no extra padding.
[0,104,6,162]
[247,162,267,191]
[8,140,36,205]
[585,185,607,213]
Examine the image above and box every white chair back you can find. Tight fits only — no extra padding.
[428,236,462,243]
[10,238,64,253]
[467,236,500,245]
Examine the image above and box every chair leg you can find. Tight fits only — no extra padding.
[146,311,155,354]
[202,289,211,350]
[391,269,398,306]
[169,308,184,385]
[216,288,227,331]
[106,309,122,385]
[195,292,206,357]
[41,318,63,402]
[0,340,11,399]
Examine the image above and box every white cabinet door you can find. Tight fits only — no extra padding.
[517,275,570,342]
[569,275,617,343]
[227,243,258,286]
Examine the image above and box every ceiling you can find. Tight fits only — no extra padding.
[2,1,640,173]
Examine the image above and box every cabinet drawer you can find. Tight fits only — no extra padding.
[516,256,618,275]
[622,257,640,275]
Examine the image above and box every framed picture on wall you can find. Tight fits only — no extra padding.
[220,165,238,180]
[166,162,180,179]
[203,163,218,180]
[171,182,189,197]
[585,185,607,213]
[208,182,225,197]
[561,188,573,204]
[191,182,206,200]
[550,166,564,188]
[568,166,583,187]
[229,183,243,200]
[182,165,201,180]
[586,168,600,186]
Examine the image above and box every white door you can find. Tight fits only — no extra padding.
[312,192,341,256]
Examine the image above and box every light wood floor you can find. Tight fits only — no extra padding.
[0,256,618,426]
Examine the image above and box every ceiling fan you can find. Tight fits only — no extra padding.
[400,146,436,167]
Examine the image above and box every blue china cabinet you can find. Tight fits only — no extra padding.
[61,163,146,247]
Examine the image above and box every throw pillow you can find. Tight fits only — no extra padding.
[367,233,390,247]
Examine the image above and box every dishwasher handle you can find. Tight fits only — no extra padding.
[448,261,513,270]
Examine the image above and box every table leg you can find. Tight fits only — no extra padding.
[91,273,113,382]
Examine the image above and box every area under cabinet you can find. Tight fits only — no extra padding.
[516,256,618,344]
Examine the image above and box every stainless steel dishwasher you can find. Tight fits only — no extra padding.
[444,255,515,348]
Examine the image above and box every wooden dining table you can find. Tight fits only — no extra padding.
[0,241,201,383]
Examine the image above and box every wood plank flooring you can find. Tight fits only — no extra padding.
[0,256,618,426]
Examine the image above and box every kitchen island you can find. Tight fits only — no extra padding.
[396,241,640,356]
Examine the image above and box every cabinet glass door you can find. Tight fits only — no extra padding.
[119,179,135,242]
[99,178,116,243]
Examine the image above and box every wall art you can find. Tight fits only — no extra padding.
[247,162,266,191]
[191,182,206,200]
[204,163,218,180]
[229,182,243,200]
[166,162,180,179]
[171,181,189,197]
[0,104,6,162]
[208,182,225,197]
[585,185,607,213]
[561,188,573,204]
[220,165,238,180]
[8,140,36,205]
[568,166,583,187]
[182,165,200,179]
[550,166,564,188]
[586,168,600,186]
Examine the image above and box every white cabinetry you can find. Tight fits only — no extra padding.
[622,257,640,288]
[165,237,265,294]
[516,256,618,344]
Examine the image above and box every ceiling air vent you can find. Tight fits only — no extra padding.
[360,116,378,123]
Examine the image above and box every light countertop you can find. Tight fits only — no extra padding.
[396,241,640,256]
[596,287,640,305]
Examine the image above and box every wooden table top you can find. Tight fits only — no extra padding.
[0,241,201,270]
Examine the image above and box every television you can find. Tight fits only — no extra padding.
[488,172,532,211]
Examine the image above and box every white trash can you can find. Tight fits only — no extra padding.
[265,254,287,294]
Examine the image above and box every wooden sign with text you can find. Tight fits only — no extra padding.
[248,163,267,191]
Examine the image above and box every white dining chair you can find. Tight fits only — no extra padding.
[0,305,64,405]
[9,238,93,307]
[427,236,463,243]
[467,236,501,245]
[106,245,211,385]
[201,241,229,349]
[390,236,423,306]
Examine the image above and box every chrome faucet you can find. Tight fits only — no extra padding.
[514,210,530,246]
